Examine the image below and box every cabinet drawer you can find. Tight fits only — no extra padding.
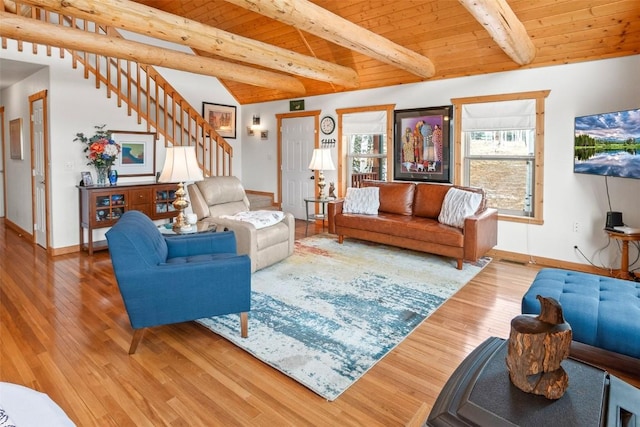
[130,205,152,217]
[131,189,151,204]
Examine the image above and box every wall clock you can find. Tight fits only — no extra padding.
[320,116,336,135]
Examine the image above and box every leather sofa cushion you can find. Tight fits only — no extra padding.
[413,183,451,219]
[196,176,247,205]
[208,202,249,218]
[413,183,486,219]
[335,212,464,247]
[362,181,415,216]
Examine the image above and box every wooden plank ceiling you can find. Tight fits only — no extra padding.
[31,0,640,104]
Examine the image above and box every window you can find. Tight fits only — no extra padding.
[347,133,387,187]
[336,105,395,196]
[452,91,549,224]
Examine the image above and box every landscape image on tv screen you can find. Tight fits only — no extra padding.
[574,108,640,179]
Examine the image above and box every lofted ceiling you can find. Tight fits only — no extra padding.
[130,0,639,105]
[2,1,639,105]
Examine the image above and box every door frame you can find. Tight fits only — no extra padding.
[29,90,50,250]
[275,110,320,206]
[0,106,5,218]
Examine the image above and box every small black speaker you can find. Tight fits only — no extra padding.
[606,211,623,229]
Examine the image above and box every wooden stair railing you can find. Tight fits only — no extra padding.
[1,2,233,177]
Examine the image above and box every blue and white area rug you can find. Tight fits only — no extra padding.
[197,234,489,401]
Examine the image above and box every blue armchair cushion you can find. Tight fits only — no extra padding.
[106,210,251,330]
[522,268,640,359]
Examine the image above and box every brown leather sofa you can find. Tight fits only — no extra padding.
[328,181,498,269]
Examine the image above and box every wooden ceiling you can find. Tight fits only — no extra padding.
[127,0,639,105]
[6,1,638,105]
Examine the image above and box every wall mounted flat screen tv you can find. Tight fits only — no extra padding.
[574,108,640,179]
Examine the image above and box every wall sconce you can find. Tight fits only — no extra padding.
[251,115,261,130]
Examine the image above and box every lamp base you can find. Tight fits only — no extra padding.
[172,182,191,232]
[317,170,327,199]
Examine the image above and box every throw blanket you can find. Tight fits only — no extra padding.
[219,210,285,229]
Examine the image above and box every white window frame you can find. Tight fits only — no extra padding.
[346,133,387,182]
[336,104,395,197]
[452,91,550,224]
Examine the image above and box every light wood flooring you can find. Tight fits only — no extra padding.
[0,219,637,426]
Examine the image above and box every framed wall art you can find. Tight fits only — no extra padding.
[393,105,453,183]
[9,118,23,160]
[111,131,157,177]
[202,102,237,139]
[289,99,305,111]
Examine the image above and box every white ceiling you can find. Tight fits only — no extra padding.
[0,59,46,90]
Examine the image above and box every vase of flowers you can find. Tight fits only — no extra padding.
[96,166,108,186]
[74,125,121,186]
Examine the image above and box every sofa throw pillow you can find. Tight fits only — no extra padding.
[219,210,285,229]
[438,187,483,229]
[343,187,380,215]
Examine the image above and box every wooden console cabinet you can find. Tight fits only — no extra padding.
[78,182,177,254]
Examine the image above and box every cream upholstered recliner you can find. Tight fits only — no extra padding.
[187,176,295,273]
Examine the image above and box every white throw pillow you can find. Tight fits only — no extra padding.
[343,187,380,215]
[438,187,483,229]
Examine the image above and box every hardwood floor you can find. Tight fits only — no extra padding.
[0,219,636,426]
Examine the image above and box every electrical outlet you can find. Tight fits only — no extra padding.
[64,161,74,171]
[573,222,580,233]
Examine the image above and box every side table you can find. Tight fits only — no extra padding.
[605,229,640,280]
[304,197,331,236]
[426,337,640,427]
[158,222,217,236]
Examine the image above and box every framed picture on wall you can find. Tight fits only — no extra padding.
[111,131,157,177]
[202,102,236,139]
[393,105,453,183]
[9,118,23,160]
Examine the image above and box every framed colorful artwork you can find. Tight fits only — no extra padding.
[111,131,157,177]
[393,105,453,183]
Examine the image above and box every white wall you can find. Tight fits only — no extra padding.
[1,39,237,249]
[241,55,640,269]
[2,34,638,270]
[2,67,50,231]
[154,66,243,177]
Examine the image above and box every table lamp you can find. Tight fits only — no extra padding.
[308,148,335,199]
[158,146,204,232]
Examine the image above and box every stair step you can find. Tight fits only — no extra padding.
[247,193,278,211]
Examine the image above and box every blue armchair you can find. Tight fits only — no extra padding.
[105,210,251,354]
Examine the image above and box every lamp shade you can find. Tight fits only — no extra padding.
[158,146,204,183]
[308,148,335,171]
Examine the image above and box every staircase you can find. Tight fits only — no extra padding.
[1,3,233,177]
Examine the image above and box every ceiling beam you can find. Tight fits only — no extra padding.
[15,0,360,89]
[223,0,436,79]
[0,12,306,95]
[458,0,536,65]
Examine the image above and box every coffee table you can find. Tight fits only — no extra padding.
[426,337,640,426]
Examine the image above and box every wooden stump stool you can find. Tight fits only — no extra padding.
[506,295,572,399]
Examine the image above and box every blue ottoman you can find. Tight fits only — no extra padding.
[522,268,640,359]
